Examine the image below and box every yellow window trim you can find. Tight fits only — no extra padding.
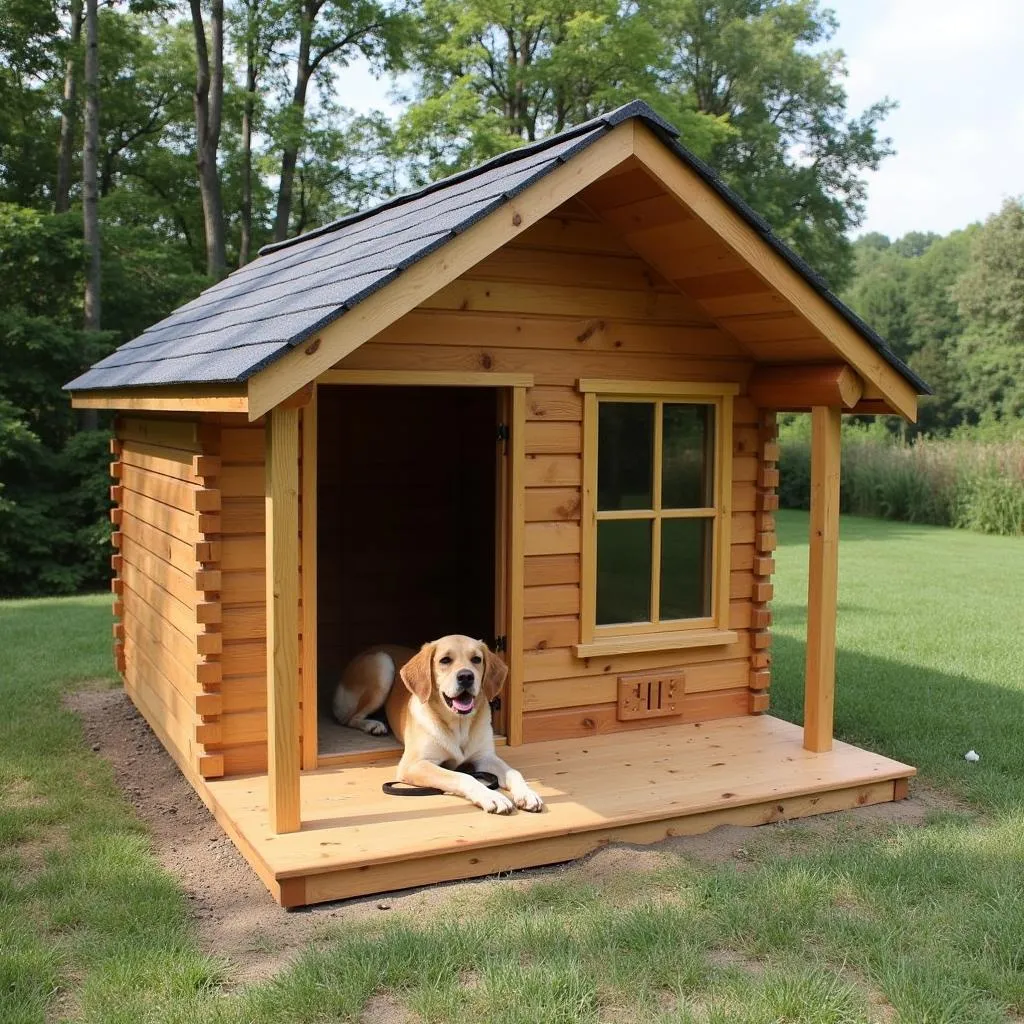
[578,379,741,397]
[577,379,734,657]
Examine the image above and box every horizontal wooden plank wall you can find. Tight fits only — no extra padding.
[333,199,776,743]
[214,415,269,775]
[113,415,224,779]
[203,412,309,777]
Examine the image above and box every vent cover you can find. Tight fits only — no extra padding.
[617,671,686,720]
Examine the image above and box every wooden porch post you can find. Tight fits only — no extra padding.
[266,406,301,832]
[804,405,842,752]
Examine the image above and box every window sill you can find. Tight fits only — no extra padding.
[573,629,739,659]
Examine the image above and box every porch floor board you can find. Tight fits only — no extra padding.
[204,715,914,907]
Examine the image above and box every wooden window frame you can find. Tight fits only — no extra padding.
[576,379,739,658]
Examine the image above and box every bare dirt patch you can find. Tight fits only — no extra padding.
[707,948,765,975]
[358,993,416,1024]
[66,687,953,988]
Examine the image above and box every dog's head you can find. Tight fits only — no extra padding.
[399,635,507,717]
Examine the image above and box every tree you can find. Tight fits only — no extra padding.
[270,0,409,242]
[953,198,1024,422]
[55,0,84,213]
[83,0,101,333]
[190,0,227,277]
[288,106,397,233]
[230,0,287,264]
[656,0,894,287]
[392,0,729,184]
[0,0,64,206]
[843,228,974,435]
[396,1,892,286]
[0,205,116,595]
[237,0,261,264]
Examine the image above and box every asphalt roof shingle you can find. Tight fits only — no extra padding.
[65,100,929,396]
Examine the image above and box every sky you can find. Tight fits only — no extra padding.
[334,0,1024,240]
[828,0,1024,239]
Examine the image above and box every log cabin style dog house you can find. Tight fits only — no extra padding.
[67,101,926,907]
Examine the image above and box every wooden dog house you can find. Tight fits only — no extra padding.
[67,101,925,907]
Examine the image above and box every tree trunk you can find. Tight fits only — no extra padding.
[239,27,257,266]
[272,8,313,243]
[82,0,100,430]
[56,0,83,214]
[83,0,100,332]
[190,0,227,279]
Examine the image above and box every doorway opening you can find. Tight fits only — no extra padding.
[315,384,505,761]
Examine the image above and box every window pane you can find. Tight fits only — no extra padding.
[660,518,712,620]
[597,519,652,624]
[662,404,714,509]
[598,402,653,510]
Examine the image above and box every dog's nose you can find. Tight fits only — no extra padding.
[456,670,474,688]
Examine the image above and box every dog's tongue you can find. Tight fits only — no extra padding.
[452,694,475,713]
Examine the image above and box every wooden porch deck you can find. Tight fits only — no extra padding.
[205,715,914,907]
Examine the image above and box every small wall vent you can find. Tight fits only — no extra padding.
[617,671,686,721]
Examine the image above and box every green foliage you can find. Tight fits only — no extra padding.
[392,0,681,182]
[657,0,895,288]
[0,203,202,596]
[844,198,1024,435]
[952,198,1024,422]
[777,416,1024,537]
[843,226,974,435]
[396,0,891,286]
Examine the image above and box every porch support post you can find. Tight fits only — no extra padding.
[265,406,301,832]
[804,405,841,752]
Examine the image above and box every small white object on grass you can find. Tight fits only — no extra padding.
[964,750,980,763]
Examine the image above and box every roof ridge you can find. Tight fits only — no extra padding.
[257,100,675,259]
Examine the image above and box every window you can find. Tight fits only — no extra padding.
[578,380,738,656]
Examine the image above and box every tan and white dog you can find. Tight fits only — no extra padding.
[332,635,544,815]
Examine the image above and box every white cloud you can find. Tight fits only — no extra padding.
[829,0,1024,237]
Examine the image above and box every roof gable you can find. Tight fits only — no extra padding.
[66,100,928,420]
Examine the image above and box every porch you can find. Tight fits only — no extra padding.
[205,714,914,907]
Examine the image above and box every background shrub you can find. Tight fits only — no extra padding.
[777,416,1023,536]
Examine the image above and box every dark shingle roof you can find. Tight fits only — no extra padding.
[65,100,929,396]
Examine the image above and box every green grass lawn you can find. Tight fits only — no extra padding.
[1,513,1023,1023]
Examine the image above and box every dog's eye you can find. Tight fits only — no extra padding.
[439,656,453,665]
[470,655,482,664]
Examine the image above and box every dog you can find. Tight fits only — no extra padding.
[332,635,544,814]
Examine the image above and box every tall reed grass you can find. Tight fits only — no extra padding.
[777,418,1024,537]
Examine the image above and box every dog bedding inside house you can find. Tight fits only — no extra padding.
[316,385,499,758]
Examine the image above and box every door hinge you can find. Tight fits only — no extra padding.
[493,635,507,653]
[496,423,510,443]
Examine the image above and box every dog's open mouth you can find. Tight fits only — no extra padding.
[443,692,476,715]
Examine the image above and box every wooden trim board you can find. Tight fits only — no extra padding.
[300,391,319,770]
[72,385,248,414]
[506,386,528,745]
[265,407,301,832]
[295,779,902,906]
[319,370,533,388]
[804,406,842,752]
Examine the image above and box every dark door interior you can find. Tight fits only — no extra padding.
[317,385,499,712]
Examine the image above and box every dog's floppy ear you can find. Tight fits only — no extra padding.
[481,643,508,702]
[400,643,435,704]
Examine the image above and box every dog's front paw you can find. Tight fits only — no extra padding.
[476,790,516,815]
[361,720,388,737]
[513,786,544,812]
